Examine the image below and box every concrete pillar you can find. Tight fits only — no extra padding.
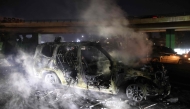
[166,29,175,49]
[31,33,39,45]
[38,34,41,44]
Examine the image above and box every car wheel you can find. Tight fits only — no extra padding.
[178,59,183,64]
[44,73,60,85]
[126,84,146,102]
[163,83,171,98]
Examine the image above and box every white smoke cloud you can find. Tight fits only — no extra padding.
[0,50,133,109]
[0,0,153,108]
[81,0,153,66]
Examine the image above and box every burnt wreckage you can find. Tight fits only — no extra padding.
[33,42,171,102]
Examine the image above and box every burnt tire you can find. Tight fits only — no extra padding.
[126,84,146,102]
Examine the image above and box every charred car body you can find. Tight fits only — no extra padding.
[33,42,171,102]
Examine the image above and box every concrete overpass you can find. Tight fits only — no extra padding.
[1,15,190,49]
[1,15,190,33]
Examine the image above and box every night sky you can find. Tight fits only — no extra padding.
[118,0,190,16]
[0,0,190,20]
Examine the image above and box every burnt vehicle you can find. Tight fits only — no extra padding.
[32,42,171,102]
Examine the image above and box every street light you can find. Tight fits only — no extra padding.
[77,39,80,42]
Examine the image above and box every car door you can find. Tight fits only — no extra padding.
[159,47,173,63]
[55,45,79,85]
[33,44,55,70]
[163,47,179,64]
[160,52,169,63]
[80,46,111,91]
[153,46,168,63]
[166,54,180,64]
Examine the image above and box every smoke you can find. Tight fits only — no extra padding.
[0,0,153,108]
[81,0,152,66]
[0,50,133,109]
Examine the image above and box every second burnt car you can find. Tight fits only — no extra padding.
[32,42,171,102]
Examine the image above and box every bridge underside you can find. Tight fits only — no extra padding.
[1,27,190,34]
[1,18,190,33]
[134,21,190,32]
[1,16,190,49]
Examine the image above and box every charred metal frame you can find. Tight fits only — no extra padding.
[33,41,171,102]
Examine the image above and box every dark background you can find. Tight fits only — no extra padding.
[1,0,190,20]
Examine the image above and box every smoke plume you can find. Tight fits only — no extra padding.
[81,0,152,66]
[0,0,153,109]
[0,50,132,109]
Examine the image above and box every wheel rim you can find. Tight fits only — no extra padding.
[45,74,57,84]
[126,84,144,102]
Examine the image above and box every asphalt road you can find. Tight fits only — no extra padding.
[162,63,190,88]
[0,62,190,109]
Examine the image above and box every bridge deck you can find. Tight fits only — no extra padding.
[1,15,190,33]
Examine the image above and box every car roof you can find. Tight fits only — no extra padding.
[153,45,175,53]
[38,41,101,47]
